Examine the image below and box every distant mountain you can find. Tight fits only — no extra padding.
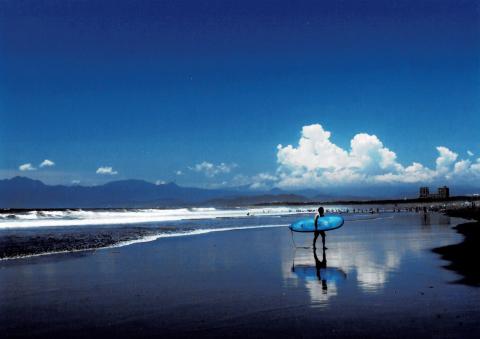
[204,193,309,207]
[0,177,241,208]
[0,176,312,208]
[2,176,478,209]
[262,187,334,200]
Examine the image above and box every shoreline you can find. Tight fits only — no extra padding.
[1,194,479,211]
[255,195,480,207]
[0,224,289,260]
[433,208,480,286]
[1,213,479,338]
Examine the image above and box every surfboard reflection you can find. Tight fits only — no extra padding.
[291,248,347,301]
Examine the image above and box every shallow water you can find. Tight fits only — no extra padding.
[0,207,384,258]
[0,212,479,337]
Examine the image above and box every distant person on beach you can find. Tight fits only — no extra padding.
[314,207,326,250]
[423,206,428,223]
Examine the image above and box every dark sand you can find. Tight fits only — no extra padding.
[433,208,480,286]
[0,226,181,259]
[1,213,479,338]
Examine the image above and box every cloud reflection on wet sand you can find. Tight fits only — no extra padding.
[283,213,462,306]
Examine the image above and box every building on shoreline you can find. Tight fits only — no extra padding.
[419,187,430,198]
[419,186,450,199]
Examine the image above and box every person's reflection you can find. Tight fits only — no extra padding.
[290,248,347,305]
[314,247,328,291]
[291,247,346,291]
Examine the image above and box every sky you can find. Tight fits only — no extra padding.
[1,0,479,191]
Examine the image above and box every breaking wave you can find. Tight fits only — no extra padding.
[0,206,318,229]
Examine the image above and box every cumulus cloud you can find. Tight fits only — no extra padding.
[19,163,36,171]
[175,170,183,176]
[277,124,349,172]
[96,166,118,175]
[39,159,55,168]
[190,161,237,177]
[227,172,278,190]
[472,160,480,174]
[467,150,474,157]
[249,173,278,190]
[435,146,458,176]
[374,162,435,184]
[453,159,471,175]
[275,124,479,188]
[155,180,166,185]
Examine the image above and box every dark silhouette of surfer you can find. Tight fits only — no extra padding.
[314,246,328,291]
[313,206,326,250]
[290,247,346,294]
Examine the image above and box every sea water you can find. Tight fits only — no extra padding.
[0,205,381,259]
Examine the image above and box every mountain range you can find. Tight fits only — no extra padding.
[1,176,478,208]
[0,176,312,208]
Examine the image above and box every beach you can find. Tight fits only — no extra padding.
[433,208,480,287]
[3,0,479,337]
[1,210,479,338]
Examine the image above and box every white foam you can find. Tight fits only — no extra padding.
[112,223,289,247]
[0,206,321,229]
[0,223,290,260]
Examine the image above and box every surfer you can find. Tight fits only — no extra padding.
[314,206,326,250]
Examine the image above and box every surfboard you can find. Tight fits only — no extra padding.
[289,215,344,233]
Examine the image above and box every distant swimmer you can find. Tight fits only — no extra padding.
[313,206,326,250]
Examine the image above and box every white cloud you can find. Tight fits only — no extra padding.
[450,158,480,181]
[349,134,402,173]
[190,161,237,177]
[230,174,249,185]
[453,159,471,175]
[249,172,278,190]
[71,180,81,185]
[467,150,474,157]
[39,159,55,168]
[227,172,278,190]
[175,170,183,176]
[435,146,458,176]
[19,163,36,171]
[375,162,435,184]
[96,166,118,175]
[155,180,166,185]
[275,123,480,188]
[277,124,349,172]
[471,159,480,175]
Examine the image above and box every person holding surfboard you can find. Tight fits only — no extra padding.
[313,207,326,250]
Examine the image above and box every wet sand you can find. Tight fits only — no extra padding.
[0,226,181,259]
[1,213,479,338]
[433,208,480,286]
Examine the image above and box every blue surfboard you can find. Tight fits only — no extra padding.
[289,215,344,233]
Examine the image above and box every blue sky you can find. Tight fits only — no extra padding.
[1,0,479,189]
